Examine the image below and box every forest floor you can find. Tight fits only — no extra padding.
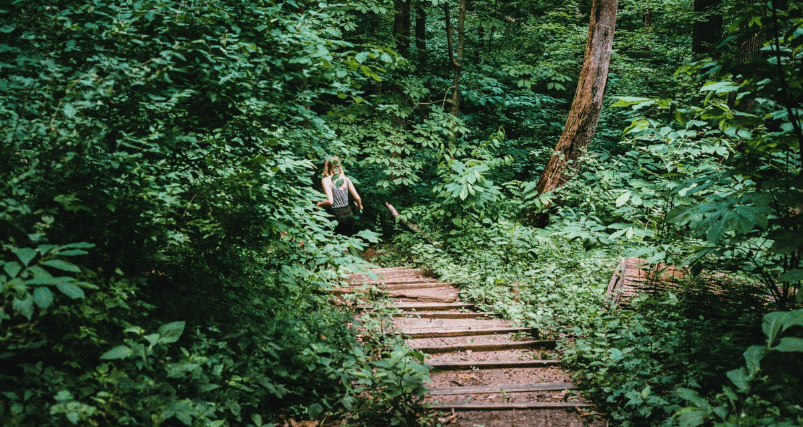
[347,266,607,427]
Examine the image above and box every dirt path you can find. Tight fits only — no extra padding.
[349,267,606,427]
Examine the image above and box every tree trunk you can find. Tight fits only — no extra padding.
[394,0,412,58]
[533,0,619,203]
[692,0,723,54]
[415,3,427,68]
[445,0,466,118]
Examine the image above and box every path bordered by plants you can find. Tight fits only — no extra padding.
[350,267,603,427]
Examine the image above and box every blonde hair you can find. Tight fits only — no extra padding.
[323,156,343,177]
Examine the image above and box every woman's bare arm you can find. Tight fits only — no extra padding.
[347,178,362,210]
[317,178,334,207]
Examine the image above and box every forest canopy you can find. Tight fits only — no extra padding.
[1,0,801,426]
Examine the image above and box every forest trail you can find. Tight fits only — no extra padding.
[349,267,605,427]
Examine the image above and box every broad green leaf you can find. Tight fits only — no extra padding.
[611,96,652,108]
[13,248,37,267]
[781,309,803,330]
[56,283,85,299]
[101,345,133,360]
[779,269,803,283]
[615,191,630,207]
[743,345,765,376]
[33,287,54,310]
[772,337,803,353]
[13,294,34,320]
[677,408,707,427]
[307,403,323,419]
[676,388,709,408]
[40,259,81,273]
[701,81,739,93]
[355,51,369,63]
[726,367,750,392]
[762,312,786,346]
[3,261,22,278]
[157,321,186,344]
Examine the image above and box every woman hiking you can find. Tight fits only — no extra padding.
[317,157,363,235]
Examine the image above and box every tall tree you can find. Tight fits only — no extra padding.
[394,0,412,58]
[533,0,619,202]
[445,0,466,118]
[415,2,427,67]
[692,0,723,54]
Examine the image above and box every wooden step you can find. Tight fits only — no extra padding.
[427,381,575,395]
[355,277,439,285]
[411,340,555,354]
[429,402,594,410]
[397,312,495,319]
[357,302,476,311]
[427,360,561,370]
[400,327,536,339]
[385,282,456,290]
[370,267,413,272]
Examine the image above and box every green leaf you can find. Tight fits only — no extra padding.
[781,309,803,330]
[779,269,803,283]
[101,345,133,360]
[307,403,323,419]
[33,287,54,310]
[158,321,186,344]
[700,81,739,93]
[772,337,803,353]
[40,259,81,273]
[56,282,85,299]
[677,408,707,427]
[743,345,765,376]
[615,191,630,207]
[3,261,22,278]
[13,294,34,320]
[611,96,653,108]
[762,312,786,346]
[726,367,750,392]
[355,51,369,64]
[13,248,37,267]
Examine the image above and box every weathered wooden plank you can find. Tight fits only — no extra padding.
[400,327,536,339]
[427,360,561,370]
[397,312,494,319]
[354,277,439,285]
[410,340,555,354]
[427,381,575,395]
[384,282,456,290]
[358,302,476,311]
[429,402,594,410]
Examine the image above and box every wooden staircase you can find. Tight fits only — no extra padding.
[346,266,598,426]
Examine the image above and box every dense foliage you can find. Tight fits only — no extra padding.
[2,0,801,426]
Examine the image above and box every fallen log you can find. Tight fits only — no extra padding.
[385,202,443,247]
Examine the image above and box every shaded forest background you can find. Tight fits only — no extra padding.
[1,0,801,426]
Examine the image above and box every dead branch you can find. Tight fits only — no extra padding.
[385,202,443,247]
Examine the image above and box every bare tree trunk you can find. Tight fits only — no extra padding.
[394,0,411,58]
[415,3,427,68]
[444,0,466,117]
[692,0,723,54]
[533,0,619,205]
